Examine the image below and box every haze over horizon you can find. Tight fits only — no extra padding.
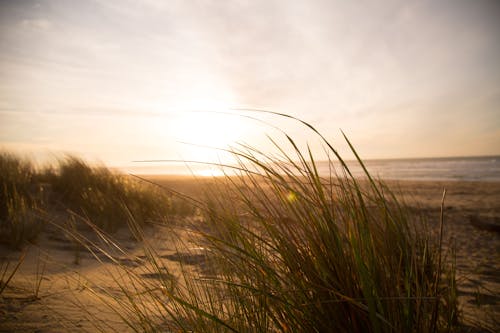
[1,0,499,167]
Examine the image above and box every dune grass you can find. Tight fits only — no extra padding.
[1,114,460,332]
[86,115,459,332]
[47,156,175,232]
[0,153,45,248]
[0,153,183,248]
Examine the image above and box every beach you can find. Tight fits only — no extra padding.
[2,0,499,331]
[1,176,499,332]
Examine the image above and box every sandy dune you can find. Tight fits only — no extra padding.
[1,178,499,332]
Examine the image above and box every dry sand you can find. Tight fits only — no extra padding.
[1,177,499,332]
[394,180,500,331]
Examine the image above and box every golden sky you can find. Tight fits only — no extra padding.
[1,0,499,168]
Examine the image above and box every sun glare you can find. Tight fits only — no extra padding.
[175,111,242,147]
[170,99,250,163]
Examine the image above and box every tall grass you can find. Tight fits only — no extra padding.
[48,156,174,232]
[0,153,44,248]
[95,115,458,332]
[0,153,182,247]
[1,115,459,331]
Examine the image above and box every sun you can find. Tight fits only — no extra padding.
[175,111,243,147]
[171,100,249,162]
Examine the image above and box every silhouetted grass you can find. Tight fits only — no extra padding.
[89,114,459,332]
[0,153,185,248]
[0,153,44,248]
[48,156,174,232]
[0,113,461,331]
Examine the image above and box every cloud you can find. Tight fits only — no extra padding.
[1,0,499,161]
[20,18,52,30]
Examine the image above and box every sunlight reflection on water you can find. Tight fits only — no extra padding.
[118,156,500,181]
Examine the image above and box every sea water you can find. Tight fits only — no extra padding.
[317,156,500,182]
[123,156,500,182]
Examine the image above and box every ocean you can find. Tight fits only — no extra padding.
[121,156,500,182]
[325,156,500,182]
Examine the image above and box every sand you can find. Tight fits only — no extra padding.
[1,177,499,332]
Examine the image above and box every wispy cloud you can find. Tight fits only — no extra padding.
[1,0,499,161]
[20,18,52,30]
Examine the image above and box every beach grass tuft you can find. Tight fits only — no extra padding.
[90,114,459,332]
[0,114,461,331]
[0,153,45,248]
[0,153,184,248]
[48,156,173,232]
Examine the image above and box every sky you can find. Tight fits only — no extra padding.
[1,0,500,170]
